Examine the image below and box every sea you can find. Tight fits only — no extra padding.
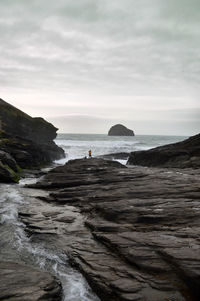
[0,133,187,301]
[55,133,187,165]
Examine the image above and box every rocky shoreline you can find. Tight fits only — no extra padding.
[18,157,200,301]
[0,99,66,301]
[1,99,199,300]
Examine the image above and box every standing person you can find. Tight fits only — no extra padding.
[88,150,92,158]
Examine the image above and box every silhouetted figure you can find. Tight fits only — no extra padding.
[88,150,92,158]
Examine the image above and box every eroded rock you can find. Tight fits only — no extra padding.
[21,158,200,301]
[0,261,62,301]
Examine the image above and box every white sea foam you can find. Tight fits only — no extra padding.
[55,134,185,164]
[0,185,23,224]
[0,182,99,301]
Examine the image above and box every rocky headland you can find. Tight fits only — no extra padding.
[108,124,135,136]
[19,150,200,301]
[0,98,65,183]
[128,133,200,168]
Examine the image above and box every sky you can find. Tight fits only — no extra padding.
[0,0,199,135]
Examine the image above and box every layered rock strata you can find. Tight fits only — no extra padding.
[0,261,62,301]
[20,158,200,301]
[128,133,200,168]
[0,98,64,182]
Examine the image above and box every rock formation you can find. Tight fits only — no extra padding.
[21,157,200,301]
[108,124,135,136]
[0,98,65,182]
[0,98,57,144]
[0,261,62,301]
[128,133,200,168]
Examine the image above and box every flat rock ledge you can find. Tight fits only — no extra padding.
[21,158,200,301]
[0,261,62,301]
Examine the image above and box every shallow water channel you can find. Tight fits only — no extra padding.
[0,175,100,301]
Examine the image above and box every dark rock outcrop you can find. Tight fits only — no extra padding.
[0,98,65,182]
[21,158,200,301]
[0,261,62,301]
[0,98,57,144]
[108,124,135,136]
[0,148,20,182]
[128,133,200,168]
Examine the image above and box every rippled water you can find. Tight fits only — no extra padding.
[55,134,187,164]
[0,178,99,301]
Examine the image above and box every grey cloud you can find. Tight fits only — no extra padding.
[0,0,199,134]
[48,112,199,136]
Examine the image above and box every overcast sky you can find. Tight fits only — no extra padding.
[0,0,199,135]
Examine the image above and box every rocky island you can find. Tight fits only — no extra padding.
[108,124,135,136]
[0,98,65,183]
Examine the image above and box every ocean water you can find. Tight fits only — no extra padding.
[55,134,187,164]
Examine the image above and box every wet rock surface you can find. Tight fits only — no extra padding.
[21,158,200,301]
[128,133,200,168]
[0,261,62,301]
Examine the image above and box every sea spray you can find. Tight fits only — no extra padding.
[55,133,186,164]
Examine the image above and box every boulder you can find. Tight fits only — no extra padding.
[108,124,134,136]
[127,133,200,168]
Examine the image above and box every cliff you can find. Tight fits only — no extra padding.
[108,124,134,136]
[0,98,65,182]
[0,98,57,143]
[127,133,200,168]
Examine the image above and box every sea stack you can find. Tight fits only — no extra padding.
[108,124,135,136]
